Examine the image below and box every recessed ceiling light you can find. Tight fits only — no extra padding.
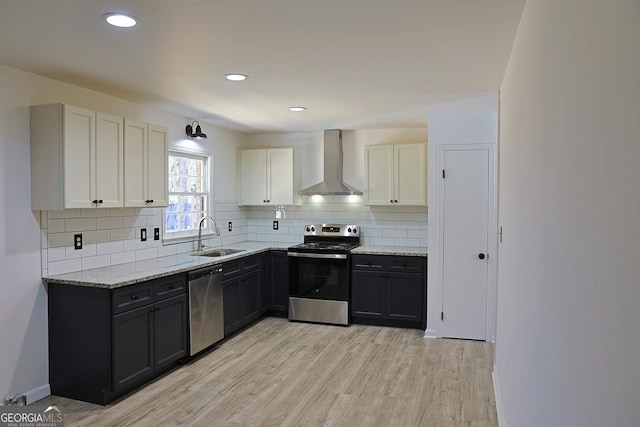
[103,13,138,28]
[225,74,248,81]
[289,106,307,112]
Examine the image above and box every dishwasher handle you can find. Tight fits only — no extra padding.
[188,266,223,281]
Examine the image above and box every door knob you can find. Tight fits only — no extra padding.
[478,253,486,260]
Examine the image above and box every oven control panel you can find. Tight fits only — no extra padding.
[303,224,360,237]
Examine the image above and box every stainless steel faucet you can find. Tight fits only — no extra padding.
[197,216,221,252]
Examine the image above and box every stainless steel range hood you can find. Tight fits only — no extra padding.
[299,129,363,196]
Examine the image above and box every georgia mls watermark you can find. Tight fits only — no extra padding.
[0,405,63,427]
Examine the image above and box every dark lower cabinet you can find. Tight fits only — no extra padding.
[223,255,263,337]
[351,254,426,329]
[154,294,188,370]
[269,250,289,313]
[48,273,188,405]
[112,305,154,391]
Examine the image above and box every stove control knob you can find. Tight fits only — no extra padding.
[352,227,357,233]
[347,227,352,233]
[311,226,315,232]
[306,227,310,232]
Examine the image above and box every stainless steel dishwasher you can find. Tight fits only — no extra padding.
[188,265,224,356]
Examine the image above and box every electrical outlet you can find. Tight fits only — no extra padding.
[74,233,82,250]
[273,220,279,230]
[228,222,232,232]
[140,228,147,242]
[154,227,160,240]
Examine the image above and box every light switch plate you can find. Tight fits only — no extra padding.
[273,220,279,230]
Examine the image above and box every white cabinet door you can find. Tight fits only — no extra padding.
[95,112,124,208]
[364,145,394,205]
[63,105,95,209]
[239,150,268,205]
[364,143,426,206]
[124,119,147,207]
[124,120,168,208]
[394,143,426,205]
[267,148,294,205]
[146,124,169,207]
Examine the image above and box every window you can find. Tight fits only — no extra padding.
[165,151,211,239]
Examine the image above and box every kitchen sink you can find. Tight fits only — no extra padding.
[192,248,245,257]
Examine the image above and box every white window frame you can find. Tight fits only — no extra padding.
[163,149,213,243]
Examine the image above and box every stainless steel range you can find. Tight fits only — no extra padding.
[287,224,361,326]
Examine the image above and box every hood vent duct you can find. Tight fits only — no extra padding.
[299,129,363,196]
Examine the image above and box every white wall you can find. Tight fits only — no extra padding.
[0,63,245,401]
[495,1,640,426]
[425,111,498,339]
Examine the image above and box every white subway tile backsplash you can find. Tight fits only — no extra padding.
[48,258,82,275]
[48,232,74,248]
[66,243,97,259]
[65,218,97,232]
[41,199,428,275]
[123,216,147,228]
[82,255,111,270]
[47,219,65,233]
[47,247,66,262]
[97,241,124,255]
[111,228,135,241]
[123,239,147,252]
[47,210,81,219]
[84,230,112,244]
[111,251,136,265]
[97,217,124,230]
[135,248,158,261]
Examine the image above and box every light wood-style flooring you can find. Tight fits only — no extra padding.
[38,317,496,426]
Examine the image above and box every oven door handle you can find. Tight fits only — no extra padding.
[287,252,348,260]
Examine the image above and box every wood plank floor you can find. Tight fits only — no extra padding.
[38,318,497,426]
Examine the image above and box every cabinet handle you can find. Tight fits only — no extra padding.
[390,199,393,203]
[92,199,98,204]
[145,199,154,204]
[131,295,137,300]
[478,253,486,260]
[394,200,398,203]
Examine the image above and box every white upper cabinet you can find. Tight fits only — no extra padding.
[30,104,124,210]
[124,120,169,208]
[238,148,294,205]
[364,143,427,206]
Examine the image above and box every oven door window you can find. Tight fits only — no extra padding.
[289,256,349,301]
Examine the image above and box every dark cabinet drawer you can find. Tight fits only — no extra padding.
[154,274,186,301]
[222,260,242,279]
[112,282,154,314]
[388,257,423,273]
[352,255,385,271]
[243,255,261,272]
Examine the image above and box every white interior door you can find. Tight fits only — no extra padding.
[441,148,489,340]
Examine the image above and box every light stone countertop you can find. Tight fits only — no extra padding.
[42,241,288,289]
[352,245,428,257]
[42,241,427,289]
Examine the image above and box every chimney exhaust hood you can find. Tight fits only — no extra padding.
[299,129,362,196]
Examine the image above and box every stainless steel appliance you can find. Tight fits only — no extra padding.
[188,266,224,355]
[287,224,361,325]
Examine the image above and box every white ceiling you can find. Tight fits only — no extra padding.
[0,0,525,133]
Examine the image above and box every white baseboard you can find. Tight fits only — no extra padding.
[492,366,506,427]
[423,328,438,339]
[24,384,50,405]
